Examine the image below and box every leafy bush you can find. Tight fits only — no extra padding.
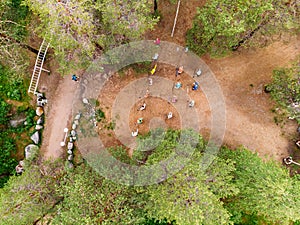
[267,64,300,124]
[107,146,134,165]
[0,65,33,187]
[187,0,300,57]
[0,133,18,187]
[95,108,105,122]
[0,98,11,124]
[0,65,28,101]
[1,0,29,40]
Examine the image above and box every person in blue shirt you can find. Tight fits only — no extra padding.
[192,81,199,91]
[72,74,78,82]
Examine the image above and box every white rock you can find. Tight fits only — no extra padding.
[37,117,43,125]
[30,131,40,144]
[67,142,74,150]
[25,144,39,160]
[75,114,81,120]
[10,117,26,128]
[72,123,77,130]
[67,155,73,161]
[67,150,73,155]
[83,98,89,104]
[35,125,43,130]
[74,120,79,125]
[71,130,76,137]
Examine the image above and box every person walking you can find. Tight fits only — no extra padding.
[72,74,79,82]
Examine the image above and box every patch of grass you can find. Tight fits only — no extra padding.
[105,120,116,130]
[95,108,105,122]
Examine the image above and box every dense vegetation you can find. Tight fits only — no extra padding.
[1,130,300,224]
[0,65,35,187]
[267,62,300,124]
[187,0,300,56]
[0,0,30,76]
[22,0,158,73]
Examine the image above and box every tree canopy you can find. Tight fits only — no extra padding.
[187,0,300,56]
[1,129,300,224]
[22,0,158,72]
[220,147,300,224]
[0,0,30,74]
[267,62,300,124]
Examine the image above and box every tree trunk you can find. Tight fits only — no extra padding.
[154,0,158,11]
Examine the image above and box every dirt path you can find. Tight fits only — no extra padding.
[39,71,80,159]
[207,36,300,160]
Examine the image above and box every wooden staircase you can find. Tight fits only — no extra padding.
[28,39,50,94]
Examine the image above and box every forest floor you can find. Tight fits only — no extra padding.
[38,0,300,162]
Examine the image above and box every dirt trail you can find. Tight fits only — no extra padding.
[206,36,300,160]
[146,0,206,45]
[39,73,80,159]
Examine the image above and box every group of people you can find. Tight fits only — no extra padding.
[131,100,174,137]
[37,92,48,106]
[131,38,202,136]
[132,102,147,137]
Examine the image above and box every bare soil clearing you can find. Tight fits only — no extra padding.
[38,0,300,162]
[206,37,300,160]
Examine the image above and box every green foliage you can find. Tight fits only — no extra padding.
[169,0,177,4]
[0,65,28,101]
[2,128,300,225]
[143,218,174,225]
[133,128,180,163]
[0,97,16,187]
[144,150,234,225]
[95,108,105,122]
[0,134,17,187]
[104,120,116,130]
[187,0,300,57]
[23,0,158,73]
[24,107,36,129]
[0,65,33,187]
[219,147,300,224]
[0,163,62,225]
[0,0,30,74]
[135,129,235,225]
[52,165,147,225]
[267,64,300,124]
[0,0,29,40]
[0,98,11,125]
[107,146,134,165]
